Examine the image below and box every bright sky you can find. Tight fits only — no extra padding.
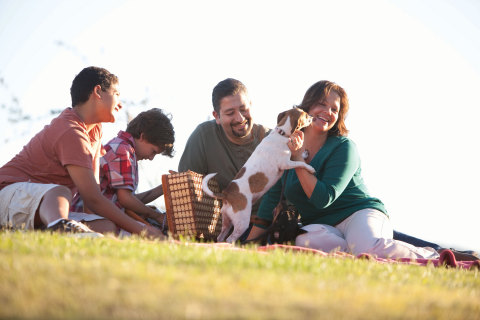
[1,0,479,250]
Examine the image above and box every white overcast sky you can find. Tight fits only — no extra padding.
[1,0,479,250]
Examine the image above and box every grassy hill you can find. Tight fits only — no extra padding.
[1,231,479,319]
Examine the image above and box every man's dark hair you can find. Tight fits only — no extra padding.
[126,108,175,157]
[70,66,118,107]
[212,78,248,113]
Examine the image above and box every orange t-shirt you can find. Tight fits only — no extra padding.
[0,108,103,194]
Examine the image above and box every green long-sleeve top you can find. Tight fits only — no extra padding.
[257,136,387,226]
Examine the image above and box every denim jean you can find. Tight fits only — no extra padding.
[393,230,442,251]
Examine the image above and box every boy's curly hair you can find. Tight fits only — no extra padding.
[126,108,175,157]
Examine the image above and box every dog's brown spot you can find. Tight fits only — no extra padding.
[234,167,246,180]
[248,172,268,194]
[224,182,247,213]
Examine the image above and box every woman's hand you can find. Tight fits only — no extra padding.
[288,130,318,198]
[288,130,305,161]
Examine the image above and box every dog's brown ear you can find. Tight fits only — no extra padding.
[298,110,312,130]
[292,108,311,133]
[277,111,288,126]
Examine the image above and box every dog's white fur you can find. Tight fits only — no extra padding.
[202,107,315,243]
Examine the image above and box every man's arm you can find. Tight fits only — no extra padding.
[135,185,163,204]
[66,164,164,238]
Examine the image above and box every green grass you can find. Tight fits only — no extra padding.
[1,231,479,320]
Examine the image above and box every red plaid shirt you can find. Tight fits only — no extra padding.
[71,130,138,211]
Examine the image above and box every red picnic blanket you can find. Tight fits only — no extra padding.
[256,244,480,270]
[176,241,480,270]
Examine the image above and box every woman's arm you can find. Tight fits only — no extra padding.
[294,165,318,198]
[307,140,360,209]
[256,177,284,221]
[288,130,318,198]
[246,225,267,241]
[289,133,361,209]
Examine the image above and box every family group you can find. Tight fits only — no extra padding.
[0,66,476,261]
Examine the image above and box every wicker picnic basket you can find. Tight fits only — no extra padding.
[162,170,223,241]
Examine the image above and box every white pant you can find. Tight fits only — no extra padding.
[295,208,439,259]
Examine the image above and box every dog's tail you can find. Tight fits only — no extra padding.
[202,173,224,199]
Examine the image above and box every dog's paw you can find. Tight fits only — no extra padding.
[306,164,315,174]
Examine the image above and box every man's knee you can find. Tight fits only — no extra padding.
[296,228,348,252]
[349,237,384,256]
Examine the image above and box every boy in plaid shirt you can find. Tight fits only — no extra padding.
[72,108,174,226]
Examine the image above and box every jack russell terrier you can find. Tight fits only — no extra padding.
[202,107,315,243]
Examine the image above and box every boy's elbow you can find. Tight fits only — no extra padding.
[117,196,129,208]
[116,189,131,202]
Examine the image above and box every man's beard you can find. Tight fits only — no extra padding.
[231,119,252,138]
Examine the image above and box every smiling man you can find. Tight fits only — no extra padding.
[178,78,270,192]
[213,90,253,143]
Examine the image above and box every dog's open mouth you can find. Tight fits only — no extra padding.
[295,114,313,131]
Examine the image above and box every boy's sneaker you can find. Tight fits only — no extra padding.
[47,218,104,238]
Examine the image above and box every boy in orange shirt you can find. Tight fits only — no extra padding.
[0,66,163,239]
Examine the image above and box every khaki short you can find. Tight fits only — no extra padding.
[0,182,107,230]
[0,182,59,230]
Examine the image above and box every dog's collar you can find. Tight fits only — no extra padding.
[275,127,286,136]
